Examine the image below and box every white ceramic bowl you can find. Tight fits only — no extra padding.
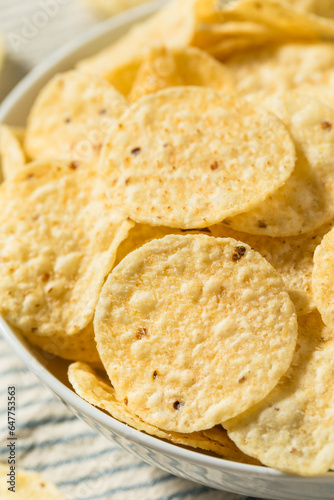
[0,3,333,498]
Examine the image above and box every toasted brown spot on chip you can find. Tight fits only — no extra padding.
[257,220,267,229]
[223,218,232,226]
[210,161,219,171]
[173,401,184,410]
[131,147,141,156]
[238,376,246,383]
[41,273,50,282]
[136,327,148,340]
[153,370,159,380]
[69,161,80,170]
[290,447,297,454]
[124,397,128,406]
[232,246,247,262]
[64,117,71,124]
[321,121,332,131]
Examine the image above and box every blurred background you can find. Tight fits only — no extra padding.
[0,0,149,101]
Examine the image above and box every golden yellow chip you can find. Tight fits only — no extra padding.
[229,92,334,236]
[192,20,280,48]
[78,0,195,83]
[196,0,334,39]
[114,224,181,267]
[0,125,26,181]
[313,227,334,328]
[115,222,328,316]
[128,46,234,102]
[225,42,334,97]
[0,464,65,499]
[225,312,334,476]
[25,70,128,162]
[210,222,333,316]
[0,161,133,362]
[100,86,296,229]
[103,58,142,96]
[288,0,334,18]
[95,234,297,433]
[68,361,259,464]
[207,36,277,60]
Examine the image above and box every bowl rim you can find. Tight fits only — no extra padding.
[0,1,333,482]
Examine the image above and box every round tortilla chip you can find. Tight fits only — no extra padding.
[25,70,128,162]
[313,227,334,328]
[128,46,234,102]
[68,361,259,464]
[95,234,297,433]
[0,160,133,362]
[100,86,296,229]
[115,222,330,316]
[0,125,26,182]
[0,464,65,499]
[225,312,334,476]
[229,93,334,236]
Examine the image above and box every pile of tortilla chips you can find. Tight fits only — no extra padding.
[2,0,334,476]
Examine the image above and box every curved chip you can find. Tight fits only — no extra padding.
[95,234,297,433]
[0,464,65,499]
[100,86,296,229]
[77,0,195,83]
[0,125,26,181]
[0,161,133,362]
[68,361,259,464]
[313,227,334,328]
[228,93,334,236]
[25,70,128,162]
[226,42,334,97]
[225,312,334,476]
[128,46,234,102]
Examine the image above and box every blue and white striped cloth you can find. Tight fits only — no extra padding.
[0,1,265,498]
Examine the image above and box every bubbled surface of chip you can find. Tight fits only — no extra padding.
[100,87,296,229]
[0,161,133,362]
[95,234,297,433]
[68,361,259,464]
[25,70,128,162]
[225,312,334,476]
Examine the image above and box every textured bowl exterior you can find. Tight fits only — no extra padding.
[0,4,334,498]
